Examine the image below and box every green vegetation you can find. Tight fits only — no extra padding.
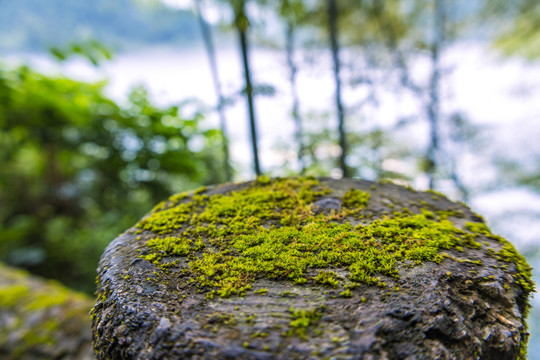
[465,220,534,360]
[342,188,370,210]
[466,222,534,293]
[0,281,84,312]
[136,177,511,298]
[286,307,323,339]
[0,263,93,357]
[0,284,29,308]
[0,65,226,293]
[314,270,339,287]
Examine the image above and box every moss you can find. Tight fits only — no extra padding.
[206,312,236,326]
[0,284,30,308]
[250,331,269,338]
[342,188,370,209]
[464,221,491,235]
[465,222,534,292]
[0,279,86,312]
[256,175,272,185]
[420,208,435,219]
[132,177,533,354]
[245,314,257,324]
[286,307,322,339]
[135,177,507,298]
[25,285,70,311]
[194,186,207,194]
[314,270,339,288]
[464,221,534,360]
[0,264,93,358]
[427,189,446,198]
[436,209,465,219]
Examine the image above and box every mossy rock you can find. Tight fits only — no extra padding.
[92,177,534,359]
[0,262,94,360]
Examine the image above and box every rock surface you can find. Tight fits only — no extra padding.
[0,262,94,360]
[92,177,534,360]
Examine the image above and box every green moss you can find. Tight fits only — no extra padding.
[286,307,322,339]
[194,186,207,194]
[0,284,30,308]
[427,189,446,198]
[133,175,533,358]
[464,221,491,235]
[206,312,236,326]
[436,209,465,219]
[256,175,272,185]
[420,208,435,219]
[147,236,192,257]
[464,221,534,360]
[0,264,93,358]
[134,177,503,298]
[465,222,534,292]
[342,188,370,209]
[25,286,70,311]
[11,319,59,357]
[0,279,85,312]
[250,331,269,338]
[314,270,339,287]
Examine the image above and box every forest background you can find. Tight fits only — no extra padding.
[2,0,540,355]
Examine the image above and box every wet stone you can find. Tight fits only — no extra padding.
[91,177,534,360]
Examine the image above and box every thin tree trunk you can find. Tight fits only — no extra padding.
[235,4,261,177]
[327,0,349,178]
[194,0,233,182]
[285,20,305,174]
[427,0,445,189]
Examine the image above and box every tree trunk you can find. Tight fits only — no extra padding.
[195,0,233,182]
[426,0,445,189]
[327,0,349,178]
[286,20,305,174]
[235,3,261,177]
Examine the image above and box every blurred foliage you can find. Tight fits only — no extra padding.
[50,39,114,67]
[486,0,540,60]
[0,64,226,293]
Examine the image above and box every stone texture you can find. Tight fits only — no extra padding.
[0,262,94,360]
[92,177,533,360]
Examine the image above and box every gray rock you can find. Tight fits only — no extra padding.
[92,177,534,359]
[0,262,94,360]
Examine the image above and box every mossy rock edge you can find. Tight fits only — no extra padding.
[0,262,94,360]
[92,177,534,360]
